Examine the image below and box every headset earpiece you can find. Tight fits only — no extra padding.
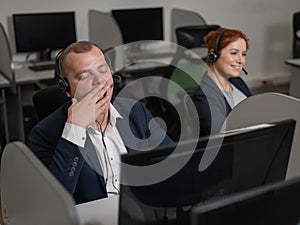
[207,29,227,63]
[208,51,218,63]
[55,48,71,93]
[58,77,70,93]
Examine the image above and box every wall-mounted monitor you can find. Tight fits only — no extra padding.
[12,11,76,61]
[111,7,163,44]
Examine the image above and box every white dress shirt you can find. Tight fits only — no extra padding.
[62,103,127,195]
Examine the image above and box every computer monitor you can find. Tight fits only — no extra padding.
[12,11,76,61]
[119,119,296,225]
[190,177,300,225]
[111,7,163,43]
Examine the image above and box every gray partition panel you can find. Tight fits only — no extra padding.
[224,92,300,179]
[0,141,79,225]
[0,23,16,93]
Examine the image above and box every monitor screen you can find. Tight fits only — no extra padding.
[111,7,163,43]
[191,177,300,225]
[119,119,295,225]
[12,11,76,61]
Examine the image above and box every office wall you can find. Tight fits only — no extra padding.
[1,0,299,88]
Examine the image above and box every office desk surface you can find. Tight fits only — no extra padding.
[285,58,300,98]
[0,74,9,88]
[75,195,119,225]
[285,58,300,67]
[14,64,55,85]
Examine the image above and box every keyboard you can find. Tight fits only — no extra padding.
[29,63,55,71]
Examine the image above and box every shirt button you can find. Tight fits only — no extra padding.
[82,137,85,141]
[72,162,77,167]
[114,179,118,182]
[71,167,76,172]
[74,157,79,162]
[69,172,74,176]
[110,157,113,161]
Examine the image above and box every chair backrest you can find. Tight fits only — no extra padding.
[88,9,123,51]
[0,141,78,225]
[176,24,220,49]
[32,85,70,121]
[0,23,16,93]
[171,8,206,43]
[293,11,300,58]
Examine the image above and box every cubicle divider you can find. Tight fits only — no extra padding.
[224,92,300,179]
[0,141,78,225]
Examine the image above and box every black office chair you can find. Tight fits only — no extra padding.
[32,85,70,121]
[293,11,300,58]
[146,25,219,141]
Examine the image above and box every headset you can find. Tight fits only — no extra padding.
[207,29,248,75]
[55,45,115,93]
[207,29,227,63]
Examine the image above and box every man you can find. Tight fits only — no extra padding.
[28,41,172,204]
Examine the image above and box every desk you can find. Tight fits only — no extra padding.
[285,58,300,98]
[3,63,55,142]
[75,195,119,225]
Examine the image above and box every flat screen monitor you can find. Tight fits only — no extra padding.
[119,119,296,225]
[190,177,300,225]
[12,11,76,61]
[111,7,163,43]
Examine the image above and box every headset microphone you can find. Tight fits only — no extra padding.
[242,68,248,75]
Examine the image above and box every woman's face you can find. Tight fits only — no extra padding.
[215,38,247,79]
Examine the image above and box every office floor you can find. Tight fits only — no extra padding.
[250,82,290,95]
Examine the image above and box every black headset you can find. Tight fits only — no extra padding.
[55,46,114,93]
[207,29,228,63]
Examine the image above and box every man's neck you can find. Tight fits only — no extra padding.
[96,110,110,133]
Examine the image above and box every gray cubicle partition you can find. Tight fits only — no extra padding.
[224,92,300,179]
[0,142,79,225]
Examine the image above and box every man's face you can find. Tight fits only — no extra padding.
[64,46,114,103]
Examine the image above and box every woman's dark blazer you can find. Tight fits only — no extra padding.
[189,73,252,137]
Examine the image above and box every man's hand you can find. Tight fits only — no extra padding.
[66,84,110,128]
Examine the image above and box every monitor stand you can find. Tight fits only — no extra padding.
[36,48,53,62]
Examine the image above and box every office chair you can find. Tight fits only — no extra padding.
[32,85,70,121]
[150,25,219,141]
[0,141,78,225]
[166,24,220,99]
[293,11,300,58]
[171,8,207,43]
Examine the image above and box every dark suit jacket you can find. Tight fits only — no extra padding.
[28,97,172,204]
[189,74,252,137]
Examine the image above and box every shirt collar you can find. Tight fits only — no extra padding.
[88,103,122,132]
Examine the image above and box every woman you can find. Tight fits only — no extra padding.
[190,27,252,136]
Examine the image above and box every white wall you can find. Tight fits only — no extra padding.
[1,0,300,87]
